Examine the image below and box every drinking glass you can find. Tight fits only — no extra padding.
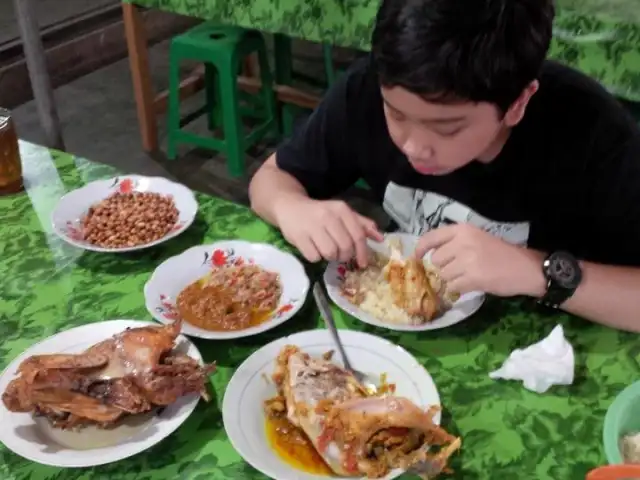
[0,107,23,195]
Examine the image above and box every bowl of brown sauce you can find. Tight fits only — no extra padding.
[144,241,310,339]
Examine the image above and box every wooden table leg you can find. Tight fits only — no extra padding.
[242,54,260,78]
[13,0,65,150]
[122,3,158,153]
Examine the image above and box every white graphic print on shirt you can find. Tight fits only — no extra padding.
[383,182,530,246]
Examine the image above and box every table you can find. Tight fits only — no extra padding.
[122,0,640,153]
[1,141,638,479]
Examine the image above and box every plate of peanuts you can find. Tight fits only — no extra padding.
[51,175,198,252]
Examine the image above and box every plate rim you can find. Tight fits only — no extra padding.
[222,329,440,480]
[50,175,198,253]
[0,319,203,468]
[144,241,310,340]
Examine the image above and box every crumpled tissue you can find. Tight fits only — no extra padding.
[489,325,575,394]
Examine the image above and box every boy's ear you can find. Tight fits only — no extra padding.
[504,80,539,127]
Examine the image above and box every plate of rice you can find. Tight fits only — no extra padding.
[323,233,485,331]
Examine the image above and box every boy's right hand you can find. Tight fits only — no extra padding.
[274,198,384,268]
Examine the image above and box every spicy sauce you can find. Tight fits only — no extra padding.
[265,416,333,476]
[176,281,274,332]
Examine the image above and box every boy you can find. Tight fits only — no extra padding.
[248,0,640,331]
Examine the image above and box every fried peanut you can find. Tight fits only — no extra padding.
[81,192,178,248]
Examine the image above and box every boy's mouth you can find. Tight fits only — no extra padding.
[409,160,443,175]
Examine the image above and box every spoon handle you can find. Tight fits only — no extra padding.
[313,282,353,372]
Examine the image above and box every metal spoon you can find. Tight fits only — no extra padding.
[312,282,377,393]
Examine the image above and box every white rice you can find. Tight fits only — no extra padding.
[344,263,422,326]
[621,432,640,463]
[342,239,458,326]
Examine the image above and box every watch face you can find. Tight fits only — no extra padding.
[544,251,582,289]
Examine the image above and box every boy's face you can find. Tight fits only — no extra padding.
[381,84,535,175]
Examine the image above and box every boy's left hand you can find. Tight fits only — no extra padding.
[414,224,546,297]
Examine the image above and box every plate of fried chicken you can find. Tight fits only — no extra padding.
[0,320,215,467]
[324,233,485,331]
[222,329,461,480]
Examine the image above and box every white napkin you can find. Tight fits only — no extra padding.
[489,325,575,393]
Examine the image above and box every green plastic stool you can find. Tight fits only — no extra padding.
[167,23,278,177]
[273,37,340,138]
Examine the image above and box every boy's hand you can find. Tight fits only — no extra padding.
[275,198,384,267]
[415,224,545,297]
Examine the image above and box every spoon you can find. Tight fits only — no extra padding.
[312,282,377,393]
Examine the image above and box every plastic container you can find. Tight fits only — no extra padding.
[587,380,640,479]
[603,380,640,464]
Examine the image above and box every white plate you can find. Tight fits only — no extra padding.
[51,175,198,253]
[222,329,441,480]
[144,241,310,339]
[324,233,485,331]
[0,320,203,468]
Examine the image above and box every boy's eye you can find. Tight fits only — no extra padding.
[434,127,463,137]
[386,107,406,122]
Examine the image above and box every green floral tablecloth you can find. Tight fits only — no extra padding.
[125,0,640,102]
[1,141,639,480]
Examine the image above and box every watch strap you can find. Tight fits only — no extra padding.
[538,251,582,309]
[538,280,572,309]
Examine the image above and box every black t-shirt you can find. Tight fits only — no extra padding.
[275,56,640,266]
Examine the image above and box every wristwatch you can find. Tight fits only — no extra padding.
[539,251,582,308]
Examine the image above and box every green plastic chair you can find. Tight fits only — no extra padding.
[273,40,340,138]
[272,35,369,190]
[167,23,278,177]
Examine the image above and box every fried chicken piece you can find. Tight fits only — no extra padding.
[270,346,367,476]
[84,378,151,414]
[84,320,182,378]
[384,257,440,320]
[18,353,109,376]
[30,388,125,424]
[2,321,216,431]
[134,362,216,405]
[323,396,461,478]
[268,345,461,478]
[3,377,35,412]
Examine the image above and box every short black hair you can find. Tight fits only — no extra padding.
[371,0,555,113]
